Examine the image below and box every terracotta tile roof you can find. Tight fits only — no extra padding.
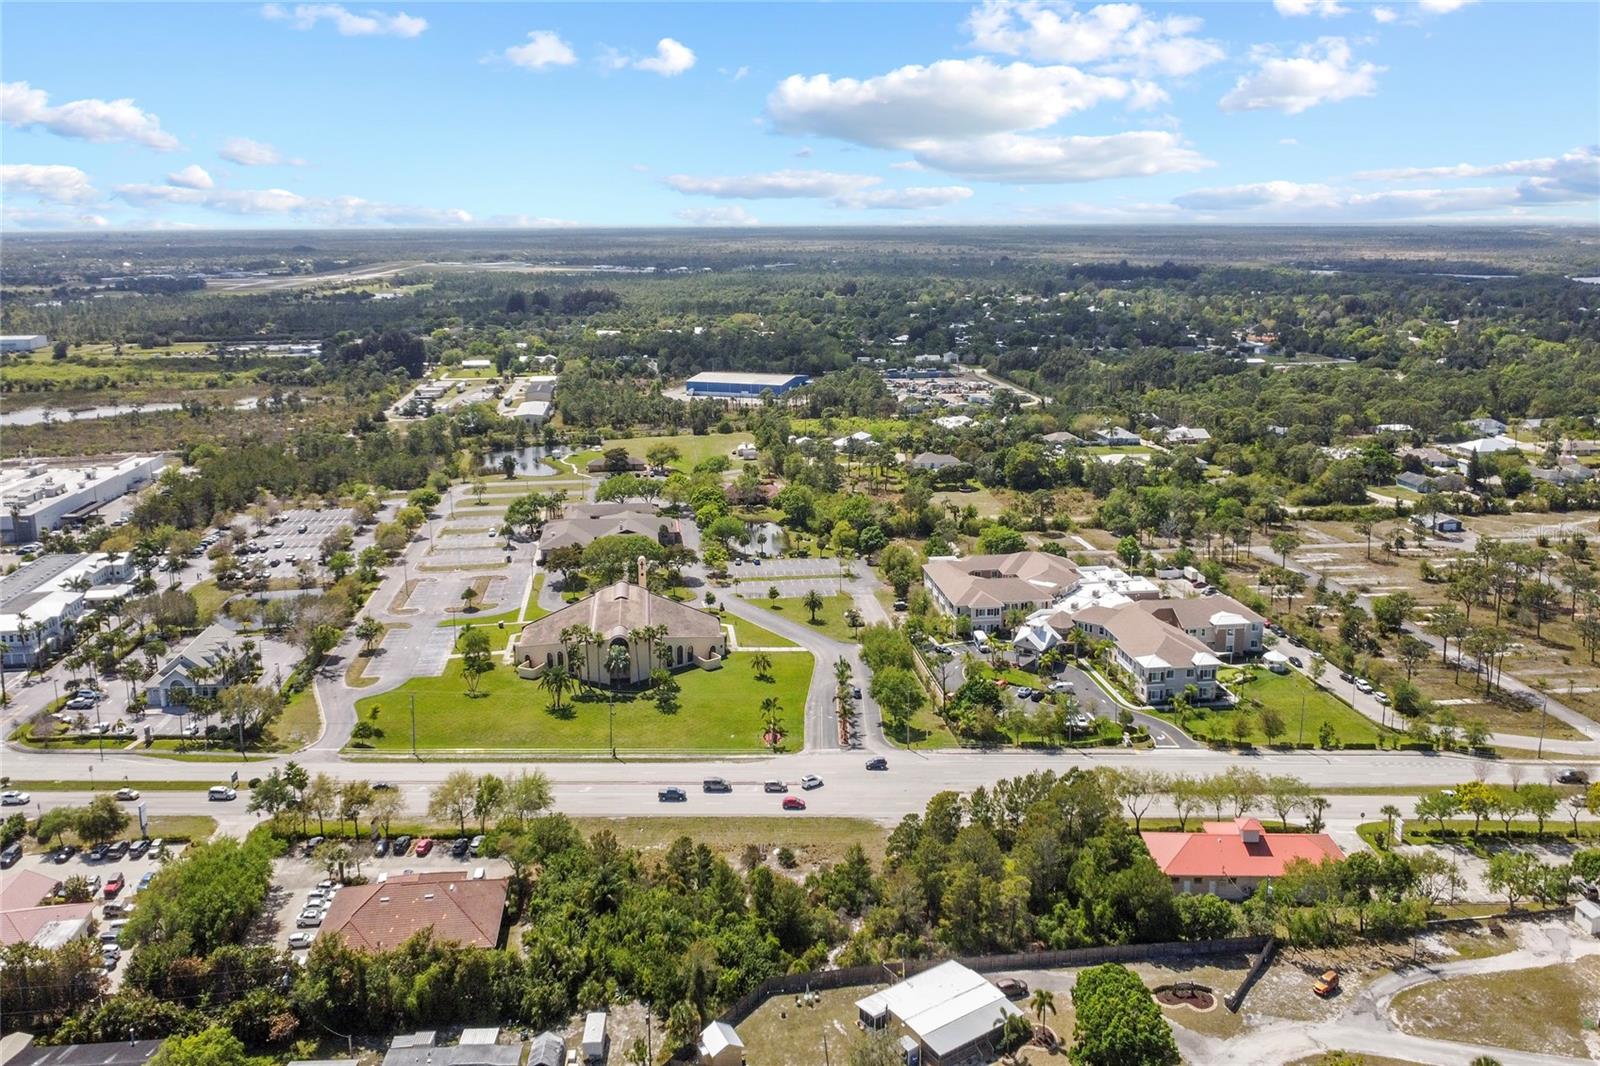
[515,580,723,647]
[321,871,507,952]
[1141,819,1343,880]
[0,869,60,911]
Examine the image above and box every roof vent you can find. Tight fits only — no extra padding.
[422,893,435,900]
[378,896,391,903]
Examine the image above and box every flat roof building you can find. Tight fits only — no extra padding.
[1,553,136,667]
[856,961,1022,1066]
[0,455,168,544]
[0,335,49,353]
[684,371,808,398]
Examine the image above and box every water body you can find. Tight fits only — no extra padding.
[1,401,182,427]
[1,396,262,427]
[485,445,561,477]
[744,521,787,557]
[1571,276,1600,286]
[1430,273,1520,280]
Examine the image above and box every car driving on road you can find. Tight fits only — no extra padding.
[781,796,806,811]
[658,787,687,803]
[800,774,823,790]
[0,790,30,806]
[865,756,888,771]
[702,778,732,793]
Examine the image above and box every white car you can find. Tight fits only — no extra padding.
[800,774,823,790]
[1048,680,1074,693]
[288,932,316,949]
[296,909,324,928]
[0,791,30,806]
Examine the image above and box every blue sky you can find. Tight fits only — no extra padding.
[2,1,1596,229]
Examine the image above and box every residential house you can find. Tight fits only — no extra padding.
[1041,431,1083,449]
[1094,427,1142,446]
[1396,471,1467,494]
[833,430,875,452]
[1070,602,1223,703]
[1530,464,1596,485]
[1374,422,1414,434]
[909,452,962,472]
[585,454,648,474]
[1411,513,1465,534]
[1466,416,1508,435]
[1142,818,1344,901]
[1450,435,1520,456]
[1164,425,1212,445]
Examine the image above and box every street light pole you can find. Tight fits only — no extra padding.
[1536,695,1548,760]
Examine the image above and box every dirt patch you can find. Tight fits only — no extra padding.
[1389,954,1600,1059]
[1247,942,1422,1023]
[389,578,422,613]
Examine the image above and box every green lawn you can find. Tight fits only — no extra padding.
[448,620,516,652]
[763,594,860,643]
[720,611,798,649]
[587,431,755,473]
[523,572,549,621]
[189,579,230,624]
[272,687,321,749]
[350,651,813,752]
[1176,667,1386,746]
[885,703,964,749]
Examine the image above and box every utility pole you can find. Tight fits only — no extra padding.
[1298,691,1306,746]
[1536,694,1548,760]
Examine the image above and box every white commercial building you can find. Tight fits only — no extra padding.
[511,399,552,427]
[0,335,49,353]
[856,961,1022,1066]
[0,553,136,667]
[0,455,168,544]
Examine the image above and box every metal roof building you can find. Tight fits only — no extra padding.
[856,961,1022,1065]
[684,371,808,398]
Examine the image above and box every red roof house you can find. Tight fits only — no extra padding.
[1141,818,1344,901]
[321,870,507,953]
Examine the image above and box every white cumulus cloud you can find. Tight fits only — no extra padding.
[218,137,300,166]
[1,81,179,150]
[116,180,471,225]
[504,30,577,70]
[1,163,98,203]
[768,58,1128,148]
[836,186,974,210]
[1273,0,1350,17]
[1372,6,1398,22]
[613,38,696,76]
[166,164,215,190]
[1219,37,1381,114]
[1419,0,1474,12]
[964,1,1224,78]
[261,3,426,37]
[676,206,761,226]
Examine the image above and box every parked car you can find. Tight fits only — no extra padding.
[392,835,413,855]
[702,777,732,793]
[763,780,788,793]
[114,787,141,801]
[129,838,151,859]
[1313,970,1340,997]
[51,845,79,864]
[106,840,129,860]
[995,977,1029,999]
[1374,692,1391,706]
[1288,656,1304,669]
[148,839,165,857]
[303,836,325,856]
[1354,679,1373,693]
[296,909,324,928]
[450,837,471,858]
[1014,686,1036,701]
[138,871,155,891]
[372,781,396,791]
[851,684,862,700]
[0,842,21,868]
[1556,768,1589,784]
[103,873,126,898]
[1048,680,1074,693]
[86,843,109,862]
[800,774,823,790]
[658,787,687,803]
[374,838,389,857]
[414,838,435,856]
[1337,671,1354,683]
[781,796,807,811]
[469,835,484,857]
[288,932,316,949]
[0,790,31,806]
[865,756,888,771]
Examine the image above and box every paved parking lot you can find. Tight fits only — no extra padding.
[728,558,844,579]
[1,840,190,986]
[237,507,357,573]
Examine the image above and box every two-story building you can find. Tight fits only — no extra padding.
[1135,595,1266,663]
[1071,602,1223,703]
[0,553,136,667]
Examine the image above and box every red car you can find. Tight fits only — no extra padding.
[103,872,125,899]
[782,796,806,811]
[414,838,435,857]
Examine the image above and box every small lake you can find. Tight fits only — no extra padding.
[744,521,787,557]
[485,445,563,478]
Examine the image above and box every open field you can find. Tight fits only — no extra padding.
[571,815,888,869]
[721,611,799,649]
[272,687,321,749]
[575,431,755,473]
[1389,955,1600,1058]
[351,652,812,752]
[1167,666,1388,747]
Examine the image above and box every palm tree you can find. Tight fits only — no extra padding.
[1029,988,1056,1036]
[833,656,852,688]
[539,664,575,711]
[750,652,773,681]
[605,643,631,688]
[1380,804,1402,839]
[759,696,784,752]
[801,588,824,624]
[844,607,863,641]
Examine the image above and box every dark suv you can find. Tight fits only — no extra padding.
[702,778,732,793]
